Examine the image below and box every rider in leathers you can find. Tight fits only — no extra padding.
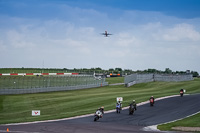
[149,96,155,104]
[130,100,137,110]
[180,89,184,94]
[98,106,104,114]
[116,101,122,109]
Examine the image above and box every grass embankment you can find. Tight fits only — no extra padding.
[106,77,124,84]
[0,78,200,124]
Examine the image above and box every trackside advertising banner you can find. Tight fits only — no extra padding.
[32,110,40,116]
[117,97,123,102]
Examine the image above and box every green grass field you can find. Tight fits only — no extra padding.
[158,113,200,131]
[0,78,199,125]
[106,77,124,84]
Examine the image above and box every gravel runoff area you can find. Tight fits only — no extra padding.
[0,94,200,133]
[172,127,200,132]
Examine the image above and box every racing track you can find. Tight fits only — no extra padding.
[0,94,200,133]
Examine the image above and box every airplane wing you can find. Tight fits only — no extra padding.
[100,33,113,35]
[100,31,113,37]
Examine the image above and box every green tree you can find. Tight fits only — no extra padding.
[191,71,199,77]
[165,68,172,74]
[95,67,102,70]
[109,68,114,71]
[115,68,122,72]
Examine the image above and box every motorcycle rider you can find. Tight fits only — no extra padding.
[94,106,104,121]
[130,100,137,110]
[116,101,122,108]
[149,96,155,104]
[116,101,122,113]
[180,89,184,93]
[98,106,104,114]
[180,89,184,96]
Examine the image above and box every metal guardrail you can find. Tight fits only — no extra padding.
[0,75,108,95]
[125,74,193,87]
[0,83,108,95]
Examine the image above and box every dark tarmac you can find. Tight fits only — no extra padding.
[0,94,200,133]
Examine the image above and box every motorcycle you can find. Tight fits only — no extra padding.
[150,98,154,106]
[94,110,103,121]
[180,90,184,97]
[129,104,134,115]
[116,103,121,113]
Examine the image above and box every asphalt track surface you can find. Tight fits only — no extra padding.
[0,94,200,133]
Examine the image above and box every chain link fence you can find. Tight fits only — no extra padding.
[125,74,193,87]
[154,74,193,82]
[0,75,108,95]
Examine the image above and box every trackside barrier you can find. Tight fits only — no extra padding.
[125,74,193,87]
[126,81,136,87]
[0,83,108,95]
[0,73,79,76]
[0,75,108,95]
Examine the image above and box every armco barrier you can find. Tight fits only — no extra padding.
[0,75,108,95]
[154,74,193,82]
[125,74,193,87]
[124,74,137,84]
[0,82,108,95]
[126,81,136,87]
[125,74,154,85]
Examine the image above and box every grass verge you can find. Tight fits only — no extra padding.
[105,77,124,84]
[158,113,200,131]
[0,78,199,124]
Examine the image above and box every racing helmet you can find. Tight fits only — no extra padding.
[101,106,104,109]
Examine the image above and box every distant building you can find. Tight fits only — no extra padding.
[186,70,190,74]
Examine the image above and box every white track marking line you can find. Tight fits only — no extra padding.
[142,125,160,132]
[2,95,181,126]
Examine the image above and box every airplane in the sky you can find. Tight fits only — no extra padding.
[101,31,112,37]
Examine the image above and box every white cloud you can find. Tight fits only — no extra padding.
[6,30,35,48]
[115,32,142,47]
[153,23,200,41]
[0,40,6,51]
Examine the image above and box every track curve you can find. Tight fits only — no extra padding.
[1,94,200,133]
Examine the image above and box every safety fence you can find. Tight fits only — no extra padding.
[154,74,193,82]
[125,74,193,87]
[0,75,108,95]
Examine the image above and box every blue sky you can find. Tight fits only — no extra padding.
[0,0,200,73]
